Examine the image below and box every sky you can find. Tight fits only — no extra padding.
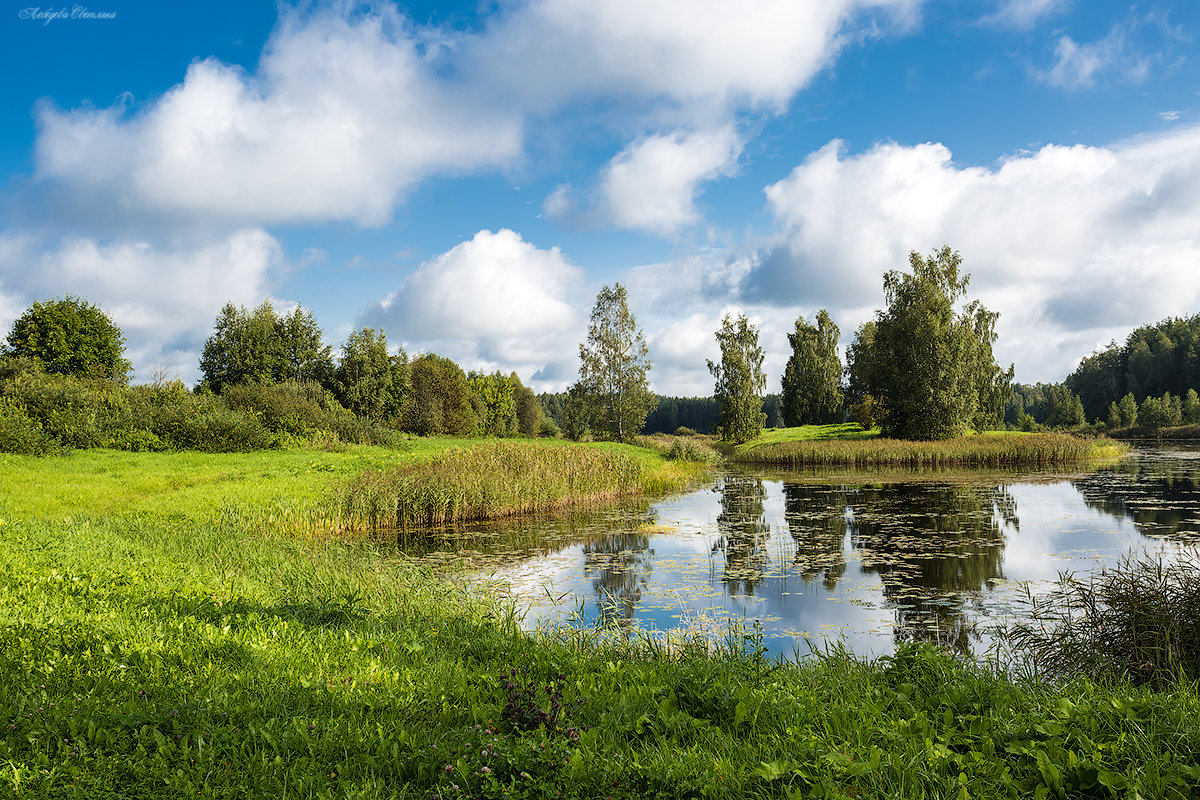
[1,0,1198,396]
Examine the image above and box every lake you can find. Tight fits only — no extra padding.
[407,444,1200,660]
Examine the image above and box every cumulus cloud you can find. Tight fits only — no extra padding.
[979,0,1070,30]
[34,6,523,228]
[468,0,920,119]
[369,229,585,387]
[748,125,1200,381]
[549,127,743,235]
[0,230,279,383]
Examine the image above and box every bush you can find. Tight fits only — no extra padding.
[673,426,698,437]
[538,417,562,438]
[222,381,346,437]
[664,436,722,463]
[2,370,128,448]
[0,400,62,455]
[1006,550,1200,687]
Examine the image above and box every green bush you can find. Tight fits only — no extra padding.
[665,436,722,463]
[673,425,698,436]
[538,416,562,438]
[2,370,128,448]
[0,400,62,455]
[222,380,345,437]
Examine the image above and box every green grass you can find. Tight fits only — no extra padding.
[2,446,1199,798]
[330,439,710,532]
[729,427,1124,467]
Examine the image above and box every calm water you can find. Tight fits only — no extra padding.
[410,445,1200,660]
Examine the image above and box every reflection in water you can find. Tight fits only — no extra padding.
[431,448,1196,661]
[1074,450,1200,542]
[583,532,653,630]
[783,483,849,591]
[713,477,770,594]
[844,483,1016,651]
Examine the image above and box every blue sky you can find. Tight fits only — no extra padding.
[2,0,1198,394]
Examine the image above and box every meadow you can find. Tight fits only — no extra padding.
[2,440,1198,798]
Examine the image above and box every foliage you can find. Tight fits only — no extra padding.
[468,371,519,436]
[334,327,408,422]
[3,295,131,383]
[1007,550,1200,688]
[538,415,561,438]
[708,313,766,443]
[781,309,843,426]
[401,353,477,436]
[199,301,333,393]
[0,399,63,455]
[642,396,719,435]
[663,436,722,464]
[1066,314,1200,421]
[572,284,655,443]
[856,247,1011,439]
[514,379,542,437]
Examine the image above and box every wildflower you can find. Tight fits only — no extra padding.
[480,766,491,774]
[444,764,453,773]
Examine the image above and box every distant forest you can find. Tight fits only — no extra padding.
[538,392,782,435]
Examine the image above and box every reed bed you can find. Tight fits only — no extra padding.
[732,432,1122,468]
[331,440,696,531]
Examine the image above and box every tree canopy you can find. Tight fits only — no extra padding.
[199,301,332,393]
[4,296,131,383]
[853,247,1011,440]
[334,327,408,422]
[709,313,766,443]
[781,309,843,426]
[572,283,655,443]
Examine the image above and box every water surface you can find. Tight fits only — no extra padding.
[409,445,1200,660]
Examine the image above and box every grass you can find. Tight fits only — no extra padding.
[728,426,1124,467]
[329,439,710,533]
[2,445,1199,798]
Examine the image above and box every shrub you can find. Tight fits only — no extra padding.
[665,436,721,463]
[222,380,346,437]
[673,426,698,436]
[538,416,562,438]
[2,370,128,448]
[0,400,62,455]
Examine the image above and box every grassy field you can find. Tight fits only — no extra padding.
[3,443,1198,798]
[726,425,1123,467]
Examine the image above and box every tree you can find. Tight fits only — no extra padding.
[1117,392,1139,427]
[4,296,131,383]
[334,327,408,421]
[708,313,766,443]
[781,309,843,426]
[401,354,476,436]
[468,370,518,436]
[1184,388,1200,424]
[198,300,332,393]
[572,284,655,443]
[861,247,1011,440]
[513,377,542,437]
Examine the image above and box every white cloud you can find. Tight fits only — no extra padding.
[370,229,585,387]
[34,7,523,228]
[1038,13,1185,90]
[1160,110,1182,122]
[469,0,920,120]
[979,0,1070,30]
[0,230,279,383]
[550,127,743,235]
[750,125,1200,382]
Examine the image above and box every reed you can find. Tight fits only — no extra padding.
[731,432,1122,467]
[330,440,705,531]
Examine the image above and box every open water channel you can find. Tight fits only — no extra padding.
[407,444,1200,660]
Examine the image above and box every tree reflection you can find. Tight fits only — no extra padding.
[713,476,770,594]
[844,482,1016,653]
[582,531,653,630]
[1074,455,1200,542]
[782,483,849,590]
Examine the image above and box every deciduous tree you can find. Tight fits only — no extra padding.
[572,284,655,443]
[708,313,766,443]
[4,296,131,383]
[781,309,843,426]
[334,327,408,422]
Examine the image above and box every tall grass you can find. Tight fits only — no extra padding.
[733,432,1122,468]
[1006,549,1200,688]
[331,440,708,531]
